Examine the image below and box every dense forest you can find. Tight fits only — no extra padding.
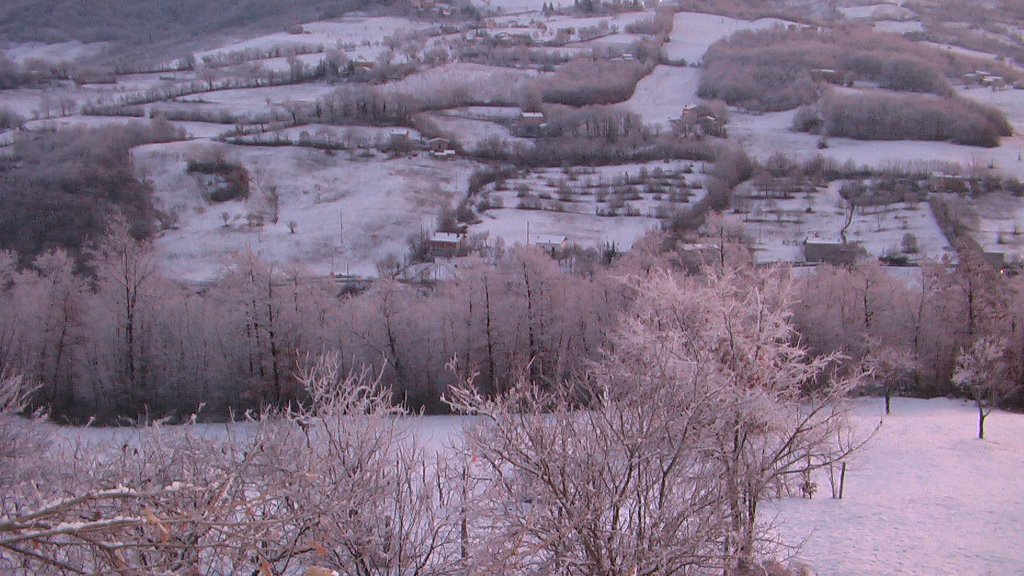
[0,122,184,267]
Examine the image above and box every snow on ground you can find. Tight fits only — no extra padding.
[923,42,1004,65]
[536,11,654,36]
[625,65,701,131]
[0,89,59,118]
[838,3,916,21]
[576,32,646,51]
[245,52,328,74]
[479,0,552,14]
[42,397,1024,576]
[735,181,953,264]
[0,85,115,118]
[729,108,1024,179]
[471,161,704,250]
[195,17,432,60]
[444,106,523,121]
[20,115,228,139]
[949,192,1024,262]
[16,115,196,138]
[253,124,424,147]
[665,12,796,65]
[135,141,478,280]
[873,20,924,35]
[416,111,533,151]
[112,71,189,92]
[2,41,110,64]
[386,62,536,105]
[475,208,661,251]
[177,83,338,109]
[728,82,1024,182]
[766,397,1024,576]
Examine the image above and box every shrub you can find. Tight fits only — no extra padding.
[0,106,23,130]
[901,232,919,254]
[880,56,950,94]
[806,92,1012,147]
[0,122,185,266]
[540,58,651,106]
[699,26,1014,111]
[186,155,250,202]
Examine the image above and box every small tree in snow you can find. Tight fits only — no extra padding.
[863,338,917,415]
[953,336,1011,440]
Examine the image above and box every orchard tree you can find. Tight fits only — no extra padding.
[953,336,1011,440]
[862,338,916,415]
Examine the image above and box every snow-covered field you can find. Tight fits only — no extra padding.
[1,40,109,64]
[0,84,115,118]
[471,162,704,250]
[873,20,924,35]
[418,397,1024,575]
[625,65,701,130]
[838,3,916,22]
[416,111,533,151]
[733,181,954,264]
[665,12,796,65]
[730,108,1024,179]
[768,397,1024,576]
[194,16,432,61]
[134,141,479,280]
[16,114,231,139]
[177,83,338,109]
[6,6,1024,275]
[387,62,537,106]
[946,192,1024,262]
[475,208,661,251]
[41,397,1024,576]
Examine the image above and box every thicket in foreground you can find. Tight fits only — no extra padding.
[0,359,461,576]
[1,267,857,575]
[447,266,863,575]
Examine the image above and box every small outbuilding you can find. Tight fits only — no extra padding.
[429,232,466,258]
[533,234,567,255]
[804,239,861,265]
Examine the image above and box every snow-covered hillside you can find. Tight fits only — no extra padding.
[768,398,1024,576]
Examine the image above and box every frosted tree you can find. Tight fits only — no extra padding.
[85,220,167,418]
[0,354,461,575]
[953,336,1011,440]
[447,265,864,575]
[862,338,917,415]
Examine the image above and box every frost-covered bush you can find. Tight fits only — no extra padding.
[807,92,1011,147]
[700,27,1017,111]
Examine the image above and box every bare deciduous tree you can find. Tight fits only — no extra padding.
[0,354,461,575]
[447,265,865,576]
[953,336,1012,440]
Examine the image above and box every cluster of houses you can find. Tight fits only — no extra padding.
[409,0,455,16]
[428,231,568,259]
[810,68,855,87]
[961,70,1014,90]
[388,129,458,158]
[671,103,725,139]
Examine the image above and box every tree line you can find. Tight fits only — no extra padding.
[0,261,865,576]
[0,224,621,423]
[1,218,1022,425]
